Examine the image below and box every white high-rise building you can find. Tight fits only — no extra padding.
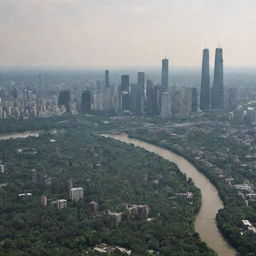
[70,187,84,202]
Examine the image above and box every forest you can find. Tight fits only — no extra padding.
[0,124,216,256]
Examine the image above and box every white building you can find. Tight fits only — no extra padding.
[70,187,84,202]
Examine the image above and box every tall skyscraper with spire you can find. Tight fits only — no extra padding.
[161,58,169,92]
[212,48,224,109]
[200,49,210,111]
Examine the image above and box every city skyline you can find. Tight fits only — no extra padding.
[1,0,256,67]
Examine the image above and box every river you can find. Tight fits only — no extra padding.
[106,134,238,256]
[0,131,238,255]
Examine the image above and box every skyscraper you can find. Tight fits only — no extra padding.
[105,70,110,88]
[161,92,172,118]
[212,48,224,109]
[137,72,145,93]
[58,90,70,112]
[145,80,154,116]
[136,72,145,115]
[200,49,210,111]
[161,59,169,92]
[121,75,129,92]
[81,90,91,113]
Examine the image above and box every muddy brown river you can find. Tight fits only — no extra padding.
[106,134,238,256]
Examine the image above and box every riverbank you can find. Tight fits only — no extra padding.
[105,133,237,256]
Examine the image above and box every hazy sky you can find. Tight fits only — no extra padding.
[0,0,256,67]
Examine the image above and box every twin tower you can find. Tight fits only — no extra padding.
[200,48,224,111]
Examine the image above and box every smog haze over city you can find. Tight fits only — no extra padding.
[1,1,256,256]
[1,0,256,67]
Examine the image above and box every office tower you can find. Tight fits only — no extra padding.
[161,59,169,92]
[192,88,198,112]
[121,75,129,92]
[153,85,161,115]
[172,88,184,115]
[40,195,47,206]
[70,187,84,202]
[89,201,98,213]
[231,109,244,124]
[145,80,154,116]
[121,91,130,111]
[81,90,91,113]
[105,70,110,88]
[136,72,145,115]
[130,85,137,113]
[161,92,172,118]
[212,48,224,109]
[185,88,198,114]
[200,49,210,111]
[58,90,70,112]
[137,72,145,93]
[185,88,193,114]
[228,88,238,107]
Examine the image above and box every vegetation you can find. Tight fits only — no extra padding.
[128,124,256,256]
[0,125,215,256]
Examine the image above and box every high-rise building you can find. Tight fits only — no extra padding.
[185,88,198,114]
[153,85,161,115]
[70,187,84,202]
[161,59,169,92]
[228,88,238,107]
[161,92,172,118]
[212,48,224,109]
[58,90,70,112]
[105,70,110,88]
[137,72,145,93]
[136,72,145,115]
[121,91,130,111]
[192,88,198,112]
[145,80,154,116]
[200,49,210,111]
[121,75,129,92]
[81,90,91,113]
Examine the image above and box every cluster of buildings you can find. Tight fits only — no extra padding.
[108,203,150,225]
[241,220,256,236]
[230,106,256,124]
[0,48,243,120]
[58,61,199,118]
[0,84,65,119]
[57,48,232,118]
[39,180,84,211]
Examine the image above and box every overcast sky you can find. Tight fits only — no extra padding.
[0,0,255,67]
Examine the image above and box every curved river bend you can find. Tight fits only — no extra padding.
[0,131,238,256]
[106,134,237,256]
